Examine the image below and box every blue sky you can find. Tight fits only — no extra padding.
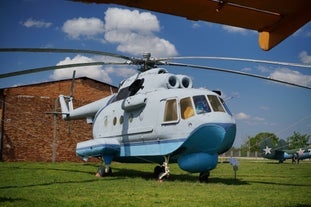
[1,0,311,147]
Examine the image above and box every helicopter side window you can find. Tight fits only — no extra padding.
[163,99,178,123]
[207,95,225,112]
[193,95,211,114]
[180,97,194,119]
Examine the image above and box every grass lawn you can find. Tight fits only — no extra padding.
[0,159,310,207]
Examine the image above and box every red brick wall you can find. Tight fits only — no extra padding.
[1,78,117,162]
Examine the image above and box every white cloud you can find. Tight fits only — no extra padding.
[22,18,52,28]
[50,55,137,84]
[259,106,270,111]
[269,68,311,87]
[105,66,136,78]
[234,112,250,120]
[234,112,266,126]
[104,8,178,57]
[192,22,201,29]
[253,116,265,121]
[62,17,105,39]
[104,8,160,33]
[241,67,252,72]
[59,7,177,56]
[51,55,112,83]
[222,25,248,35]
[299,51,311,64]
[257,65,272,73]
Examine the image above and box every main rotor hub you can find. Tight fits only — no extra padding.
[143,52,151,60]
[141,52,155,72]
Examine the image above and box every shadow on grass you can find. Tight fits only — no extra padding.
[1,162,251,185]
[111,168,249,185]
[248,180,311,187]
[0,163,97,175]
[0,178,109,190]
[0,163,108,190]
[0,196,27,203]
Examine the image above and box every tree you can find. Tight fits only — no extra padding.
[244,132,278,152]
[287,131,310,149]
[277,139,288,150]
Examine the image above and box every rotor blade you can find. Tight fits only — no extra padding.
[165,61,311,90]
[0,48,131,60]
[0,62,127,79]
[162,56,311,69]
[70,70,76,98]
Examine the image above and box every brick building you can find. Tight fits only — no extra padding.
[0,78,117,162]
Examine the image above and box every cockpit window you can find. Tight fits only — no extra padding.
[220,98,232,116]
[163,99,178,122]
[193,95,211,114]
[180,97,194,119]
[207,95,225,112]
[114,78,144,101]
[129,79,144,96]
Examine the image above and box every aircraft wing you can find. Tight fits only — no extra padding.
[76,0,311,51]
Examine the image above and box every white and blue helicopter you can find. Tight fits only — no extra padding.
[0,48,310,182]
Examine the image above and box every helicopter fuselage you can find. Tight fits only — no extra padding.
[62,68,236,173]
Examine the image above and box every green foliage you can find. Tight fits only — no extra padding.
[287,131,310,149]
[277,139,288,150]
[242,132,278,152]
[0,161,310,207]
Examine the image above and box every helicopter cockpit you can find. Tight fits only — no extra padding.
[163,94,232,123]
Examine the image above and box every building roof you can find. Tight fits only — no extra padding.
[1,76,118,90]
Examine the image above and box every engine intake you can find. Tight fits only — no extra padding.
[166,75,180,89]
[177,75,192,88]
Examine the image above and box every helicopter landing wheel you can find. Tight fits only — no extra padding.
[154,165,164,178]
[155,156,170,181]
[199,171,210,183]
[97,166,112,177]
[154,165,169,181]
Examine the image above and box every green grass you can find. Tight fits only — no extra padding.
[0,159,310,207]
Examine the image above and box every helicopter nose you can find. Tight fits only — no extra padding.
[179,122,236,155]
[177,122,236,173]
[217,123,236,154]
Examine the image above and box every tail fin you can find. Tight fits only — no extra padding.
[59,95,72,120]
[59,70,75,120]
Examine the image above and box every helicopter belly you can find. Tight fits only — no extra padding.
[119,137,186,157]
[76,139,120,160]
[178,153,218,173]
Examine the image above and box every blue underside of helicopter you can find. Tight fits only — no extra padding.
[176,123,236,172]
[76,122,236,173]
